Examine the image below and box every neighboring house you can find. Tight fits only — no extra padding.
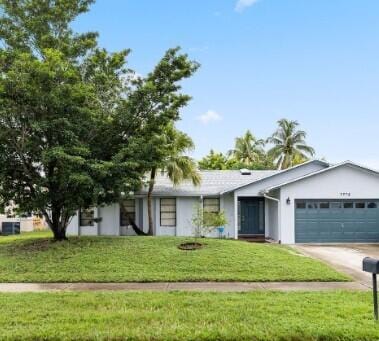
[67,160,379,244]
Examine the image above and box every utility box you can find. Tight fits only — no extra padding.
[363,257,379,274]
[1,222,21,236]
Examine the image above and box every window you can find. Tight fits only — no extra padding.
[355,202,365,209]
[368,202,378,209]
[319,202,330,209]
[120,199,136,226]
[203,198,220,213]
[330,202,342,209]
[307,202,318,209]
[296,202,306,209]
[160,198,176,227]
[80,208,94,226]
[344,202,354,209]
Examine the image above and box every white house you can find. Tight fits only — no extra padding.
[67,160,379,244]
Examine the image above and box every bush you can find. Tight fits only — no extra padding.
[191,204,228,238]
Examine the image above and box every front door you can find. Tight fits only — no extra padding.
[239,198,265,235]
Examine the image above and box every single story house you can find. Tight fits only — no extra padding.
[67,160,379,244]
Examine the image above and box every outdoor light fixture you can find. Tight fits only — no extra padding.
[286,197,291,205]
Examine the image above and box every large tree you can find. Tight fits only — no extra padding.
[0,0,198,240]
[198,150,229,170]
[146,124,201,235]
[228,130,265,165]
[267,119,315,170]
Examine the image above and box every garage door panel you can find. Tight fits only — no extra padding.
[295,200,379,243]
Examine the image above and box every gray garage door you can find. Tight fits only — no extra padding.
[295,200,379,243]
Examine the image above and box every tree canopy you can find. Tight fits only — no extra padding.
[267,119,315,169]
[199,121,314,171]
[145,124,201,235]
[0,0,198,239]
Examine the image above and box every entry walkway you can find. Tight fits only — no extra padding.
[0,281,367,292]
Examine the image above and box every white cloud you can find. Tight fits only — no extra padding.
[197,110,222,125]
[235,0,259,12]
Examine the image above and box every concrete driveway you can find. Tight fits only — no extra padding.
[294,244,379,286]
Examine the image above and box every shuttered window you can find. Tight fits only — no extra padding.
[120,199,136,226]
[80,208,94,227]
[160,198,176,227]
[203,198,220,213]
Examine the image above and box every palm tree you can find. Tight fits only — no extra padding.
[147,125,201,235]
[228,130,265,165]
[267,119,315,170]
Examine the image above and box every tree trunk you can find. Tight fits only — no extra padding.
[42,208,69,241]
[119,201,147,236]
[147,167,156,236]
[51,225,68,241]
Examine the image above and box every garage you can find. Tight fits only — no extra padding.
[295,200,379,243]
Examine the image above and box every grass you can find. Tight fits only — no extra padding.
[0,291,378,340]
[0,231,349,282]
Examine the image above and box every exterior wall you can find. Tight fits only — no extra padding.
[67,213,79,235]
[67,203,135,237]
[266,199,279,240]
[67,207,99,236]
[235,162,327,197]
[222,193,236,238]
[174,197,198,236]
[155,197,177,236]
[149,195,236,238]
[279,165,379,244]
[99,204,120,236]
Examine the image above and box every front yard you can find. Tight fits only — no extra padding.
[0,232,348,282]
[0,291,377,340]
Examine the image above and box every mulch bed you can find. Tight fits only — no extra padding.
[178,242,203,251]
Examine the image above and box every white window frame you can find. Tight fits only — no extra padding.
[120,199,136,227]
[160,198,176,227]
[203,198,220,213]
[79,208,95,227]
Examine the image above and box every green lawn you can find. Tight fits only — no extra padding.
[0,232,348,282]
[0,291,377,340]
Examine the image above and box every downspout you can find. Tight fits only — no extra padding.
[263,192,281,244]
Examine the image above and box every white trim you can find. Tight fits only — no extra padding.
[234,193,238,239]
[264,194,281,242]
[265,161,379,192]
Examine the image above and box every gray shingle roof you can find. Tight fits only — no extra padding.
[137,170,280,196]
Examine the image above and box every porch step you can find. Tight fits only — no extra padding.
[238,236,266,243]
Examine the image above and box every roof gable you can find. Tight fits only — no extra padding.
[265,161,379,192]
[221,159,329,194]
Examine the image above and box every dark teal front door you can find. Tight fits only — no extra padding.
[239,198,265,235]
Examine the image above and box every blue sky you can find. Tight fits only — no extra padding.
[73,0,379,168]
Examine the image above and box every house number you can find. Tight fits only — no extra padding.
[340,192,351,197]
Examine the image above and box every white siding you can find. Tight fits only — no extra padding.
[99,204,119,236]
[66,213,79,236]
[266,199,279,240]
[222,193,236,239]
[175,197,198,236]
[279,165,379,244]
